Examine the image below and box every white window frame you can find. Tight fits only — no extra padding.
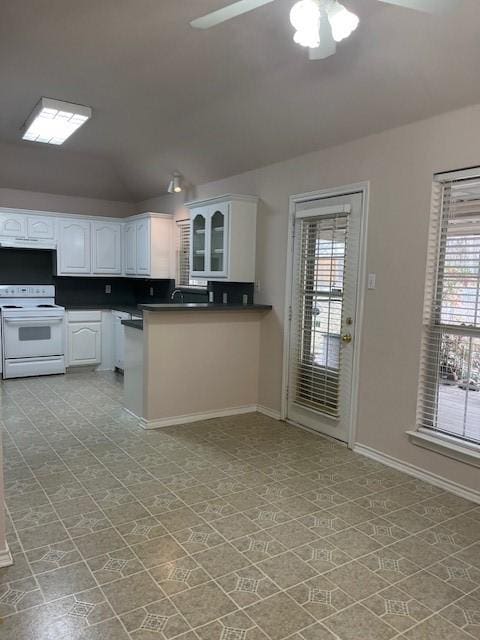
[408,168,480,468]
[176,220,207,290]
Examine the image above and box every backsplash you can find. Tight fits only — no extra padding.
[0,248,255,306]
[0,248,55,284]
[55,277,174,307]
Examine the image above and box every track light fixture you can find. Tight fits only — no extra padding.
[167,172,183,194]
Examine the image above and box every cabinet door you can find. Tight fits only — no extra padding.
[67,323,102,366]
[124,223,137,275]
[93,222,122,274]
[27,216,56,240]
[136,219,151,275]
[208,204,229,278]
[191,210,207,276]
[58,220,91,274]
[0,212,27,238]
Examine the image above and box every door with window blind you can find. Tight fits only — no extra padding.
[287,193,363,442]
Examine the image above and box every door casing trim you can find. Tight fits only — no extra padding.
[281,181,370,449]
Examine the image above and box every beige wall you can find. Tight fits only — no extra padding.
[166,103,480,494]
[0,187,135,218]
[143,310,264,423]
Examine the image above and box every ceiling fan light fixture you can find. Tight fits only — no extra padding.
[294,27,320,48]
[167,172,183,194]
[290,0,321,47]
[326,1,359,42]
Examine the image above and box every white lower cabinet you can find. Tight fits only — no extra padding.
[66,311,102,367]
[112,310,131,370]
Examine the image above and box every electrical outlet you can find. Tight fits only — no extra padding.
[150,287,154,296]
[105,284,112,294]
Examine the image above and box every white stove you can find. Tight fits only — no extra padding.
[0,285,66,379]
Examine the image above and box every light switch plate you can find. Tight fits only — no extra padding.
[105,284,111,294]
[368,273,376,290]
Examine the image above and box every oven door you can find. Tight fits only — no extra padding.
[3,315,65,359]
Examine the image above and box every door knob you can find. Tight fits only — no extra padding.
[342,333,353,344]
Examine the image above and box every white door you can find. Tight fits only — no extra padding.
[93,222,122,274]
[286,192,364,443]
[3,315,64,358]
[191,209,208,277]
[124,223,137,275]
[136,219,151,275]
[208,204,229,278]
[0,212,27,238]
[67,323,102,366]
[58,220,91,274]
[27,216,56,240]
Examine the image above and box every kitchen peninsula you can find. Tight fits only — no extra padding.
[123,304,272,428]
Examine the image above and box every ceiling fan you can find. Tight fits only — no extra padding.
[190,0,461,61]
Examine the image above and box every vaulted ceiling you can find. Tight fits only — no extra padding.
[1,0,479,202]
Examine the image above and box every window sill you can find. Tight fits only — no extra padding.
[406,429,480,468]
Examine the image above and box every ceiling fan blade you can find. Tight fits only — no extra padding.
[377,0,462,14]
[190,0,277,29]
[309,17,336,60]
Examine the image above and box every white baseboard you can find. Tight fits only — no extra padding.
[0,545,13,568]
[256,405,282,420]
[353,443,480,505]
[139,405,259,430]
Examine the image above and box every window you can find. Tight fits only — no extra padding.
[291,212,348,417]
[417,172,480,446]
[176,221,206,289]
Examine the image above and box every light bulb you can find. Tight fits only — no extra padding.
[326,1,359,43]
[290,0,320,33]
[294,28,320,48]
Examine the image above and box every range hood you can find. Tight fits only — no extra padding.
[0,238,57,250]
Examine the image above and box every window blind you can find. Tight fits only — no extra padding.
[177,221,206,289]
[417,176,480,444]
[291,213,349,417]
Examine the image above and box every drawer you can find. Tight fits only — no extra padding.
[67,310,102,323]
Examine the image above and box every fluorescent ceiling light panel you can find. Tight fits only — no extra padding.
[22,98,92,145]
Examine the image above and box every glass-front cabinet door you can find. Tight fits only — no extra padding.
[191,211,206,274]
[209,207,228,277]
[190,203,229,278]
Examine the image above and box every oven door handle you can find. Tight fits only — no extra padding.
[3,317,64,326]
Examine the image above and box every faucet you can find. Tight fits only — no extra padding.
[170,289,185,303]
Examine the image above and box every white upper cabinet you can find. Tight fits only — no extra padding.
[0,207,174,279]
[27,216,56,240]
[136,218,151,275]
[124,222,137,275]
[92,221,122,275]
[0,212,27,238]
[188,195,258,282]
[123,215,174,279]
[58,219,92,275]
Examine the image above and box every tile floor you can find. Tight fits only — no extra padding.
[0,371,479,640]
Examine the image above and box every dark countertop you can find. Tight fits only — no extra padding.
[139,303,272,312]
[65,305,143,315]
[122,319,144,330]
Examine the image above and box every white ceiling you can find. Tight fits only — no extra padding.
[1,0,479,202]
